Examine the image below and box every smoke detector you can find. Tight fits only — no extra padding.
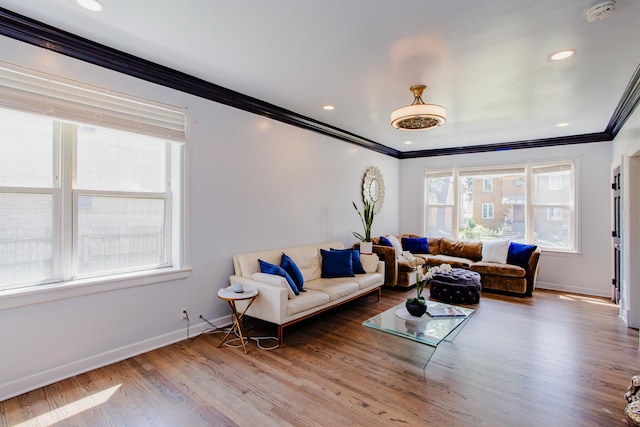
[587,1,616,22]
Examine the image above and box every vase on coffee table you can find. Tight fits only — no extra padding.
[405,297,427,317]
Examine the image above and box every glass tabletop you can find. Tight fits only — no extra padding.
[362,300,474,347]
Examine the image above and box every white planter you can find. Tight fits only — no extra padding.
[360,241,373,255]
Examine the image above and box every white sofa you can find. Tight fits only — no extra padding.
[229,241,384,346]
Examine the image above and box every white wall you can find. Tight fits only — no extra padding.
[0,36,400,400]
[398,141,614,297]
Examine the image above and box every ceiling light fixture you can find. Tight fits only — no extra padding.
[550,49,576,61]
[322,104,335,111]
[557,122,570,127]
[76,0,104,12]
[391,85,446,131]
[403,140,413,145]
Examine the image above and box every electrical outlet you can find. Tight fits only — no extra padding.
[180,307,188,320]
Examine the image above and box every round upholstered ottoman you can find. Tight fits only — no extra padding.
[429,268,482,304]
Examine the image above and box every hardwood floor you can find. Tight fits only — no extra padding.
[1,288,638,426]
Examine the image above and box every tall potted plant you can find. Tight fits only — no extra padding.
[352,200,375,253]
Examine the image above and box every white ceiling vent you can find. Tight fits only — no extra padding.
[587,1,616,22]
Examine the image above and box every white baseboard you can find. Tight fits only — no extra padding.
[0,315,232,402]
[535,281,610,298]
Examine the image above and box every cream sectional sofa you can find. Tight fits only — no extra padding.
[229,241,384,346]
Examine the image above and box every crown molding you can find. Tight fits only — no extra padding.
[398,132,612,159]
[0,7,637,160]
[606,63,640,138]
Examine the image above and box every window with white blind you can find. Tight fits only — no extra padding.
[0,62,187,292]
[424,161,576,252]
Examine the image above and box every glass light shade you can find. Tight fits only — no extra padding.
[391,85,447,130]
[391,103,447,131]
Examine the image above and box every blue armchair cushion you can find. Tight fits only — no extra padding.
[401,237,430,254]
[379,236,393,247]
[320,248,354,278]
[506,242,537,270]
[259,259,299,295]
[330,248,365,274]
[281,252,305,292]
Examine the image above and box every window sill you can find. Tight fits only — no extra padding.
[0,267,192,311]
[539,248,582,257]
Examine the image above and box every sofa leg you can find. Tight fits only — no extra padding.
[277,325,283,348]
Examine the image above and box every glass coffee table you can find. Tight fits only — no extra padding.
[362,300,474,370]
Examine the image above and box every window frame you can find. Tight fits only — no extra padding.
[0,62,189,304]
[481,203,495,219]
[424,159,579,253]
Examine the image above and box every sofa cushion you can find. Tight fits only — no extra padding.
[304,278,359,301]
[252,272,298,299]
[397,257,425,272]
[320,249,354,278]
[386,235,404,259]
[470,262,526,278]
[401,237,430,254]
[421,254,474,269]
[507,242,538,269]
[482,240,510,263]
[283,246,322,282]
[281,252,305,292]
[440,238,483,261]
[287,289,331,316]
[331,248,365,274]
[333,272,384,290]
[428,237,442,254]
[359,253,379,273]
[259,259,299,296]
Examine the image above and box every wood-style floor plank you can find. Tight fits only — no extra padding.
[1,289,638,426]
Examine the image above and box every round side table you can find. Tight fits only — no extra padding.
[217,286,259,354]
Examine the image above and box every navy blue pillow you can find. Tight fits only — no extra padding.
[259,259,299,295]
[330,248,365,274]
[281,252,305,292]
[320,249,354,278]
[379,236,393,247]
[506,242,537,270]
[401,237,429,254]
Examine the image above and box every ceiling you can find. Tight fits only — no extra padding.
[0,0,639,155]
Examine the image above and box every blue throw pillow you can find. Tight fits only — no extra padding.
[281,252,305,292]
[320,249,354,278]
[259,259,299,295]
[506,242,537,270]
[330,248,365,274]
[401,237,429,254]
[379,236,393,247]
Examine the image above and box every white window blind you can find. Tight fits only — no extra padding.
[0,61,186,142]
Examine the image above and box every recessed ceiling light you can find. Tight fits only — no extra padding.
[404,141,413,145]
[322,104,335,111]
[550,49,576,61]
[557,122,570,127]
[76,0,104,12]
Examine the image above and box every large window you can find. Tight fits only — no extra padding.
[0,62,186,292]
[424,161,576,251]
